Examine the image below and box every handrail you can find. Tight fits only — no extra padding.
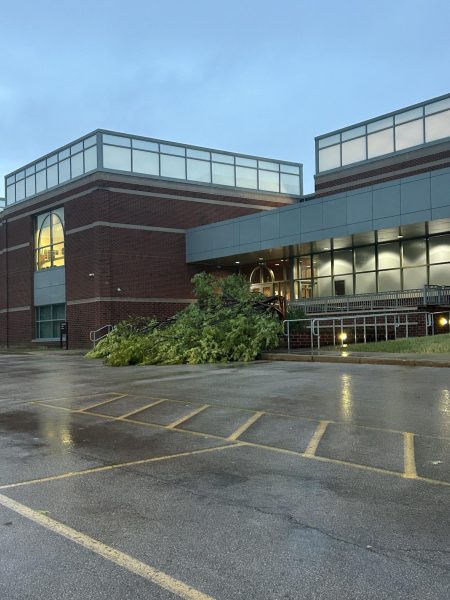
[89,324,113,347]
[290,285,450,315]
[283,310,424,353]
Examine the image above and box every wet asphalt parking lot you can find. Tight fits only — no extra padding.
[0,353,449,599]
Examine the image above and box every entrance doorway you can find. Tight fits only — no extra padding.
[249,265,275,296]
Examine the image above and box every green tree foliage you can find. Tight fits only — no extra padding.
[87,273,282,366]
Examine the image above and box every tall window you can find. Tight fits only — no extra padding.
[35,208,64,270]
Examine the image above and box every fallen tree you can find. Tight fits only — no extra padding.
[87,273,283,366]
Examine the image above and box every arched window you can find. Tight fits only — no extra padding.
[35,208,65,270]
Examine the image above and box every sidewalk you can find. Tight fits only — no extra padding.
[262,348,450,368]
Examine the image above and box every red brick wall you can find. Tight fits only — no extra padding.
[1,176,282,347]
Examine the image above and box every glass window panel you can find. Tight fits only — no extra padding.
[341,136,366,165]
[212,162,235,186]
[52,214,64,244]
[236,166,257,189]
[38,321,53,338]
[403,266,427,289]
[52,321,63,337]
[36,160,46,171]
[37,305,51,320]
[71,142,83,155]
[395,107,423,125]
[378,269,401,292]
[132,139,158,151]
[38,215,52,247]
[429,263,450,285]
[58,148,70,160]
[298,256,312,279]
[367,117,393,133]
[15,179,25,201]
[395,119,424,151]
[83,135,97,148]
[103,145,131,171]
[378,242,400,269]
[52,243,65,267]
[402,238,426,266]
[53,304,66,320]
[367,128,394,158]
[36,170,47,192]
[211,152,234,164]
[334,249,353,274]
[186,148,210,160]
[54,207,64,224]
[186,158,211,183]
[258,169,279,192]
[132,149,159,175]
[103,134,130,147]
[26,175,36,197]
[36,246,52,270]
[314,252,331,277]
[280,163,300,174]
[6,185,15,203]
[16,170,25,180]
[160,143,185,156]
[6,175,15,185]
[71,153,84,178]
[160,154,186,179]
[355,271,376,294]
[58,158,71,183]
[316,277,332,296]
[318,145,340,171]
[236,156,257,168]
[47,155,57,166]
[429,235,450,263]
[84,146,97,172]
[280,173,300,195]
[47,164,58,188]
[26,165,35,176]
[258,160,278,171]
[354,246,375,271]
[425,97,450,115]
[425,110,450,142]
[318,134,340,149]
[334,274,353,295]
[341,125,365,141]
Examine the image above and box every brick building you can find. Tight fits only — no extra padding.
[0,132,300,347]
[1,93,450,348]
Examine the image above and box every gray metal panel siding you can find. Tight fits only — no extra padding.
[34,268,66,306]
[186,166,450,262]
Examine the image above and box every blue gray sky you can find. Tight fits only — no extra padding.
[1,0,449,196]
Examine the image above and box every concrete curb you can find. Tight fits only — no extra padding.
[261,353,450,368]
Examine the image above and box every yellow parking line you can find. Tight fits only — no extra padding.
[117,399,166,420]
[303,421,330,457]
[0,444,240,491]
[167,405,209,429]
[0,493,216,600]
[35,393,450,442]
[32,402,450,488]
[77,394,128,412]
[227,411,264,441]
[403,432,418,479]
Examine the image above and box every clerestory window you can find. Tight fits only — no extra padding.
[35,208,65,270]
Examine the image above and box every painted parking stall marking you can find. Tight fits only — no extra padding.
[30,395,450,487]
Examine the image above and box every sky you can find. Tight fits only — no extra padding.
[1,0,449,196]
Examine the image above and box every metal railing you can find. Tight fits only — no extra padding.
[283,311,422,353]
[89,324,113,347]
[290,285,450,315]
